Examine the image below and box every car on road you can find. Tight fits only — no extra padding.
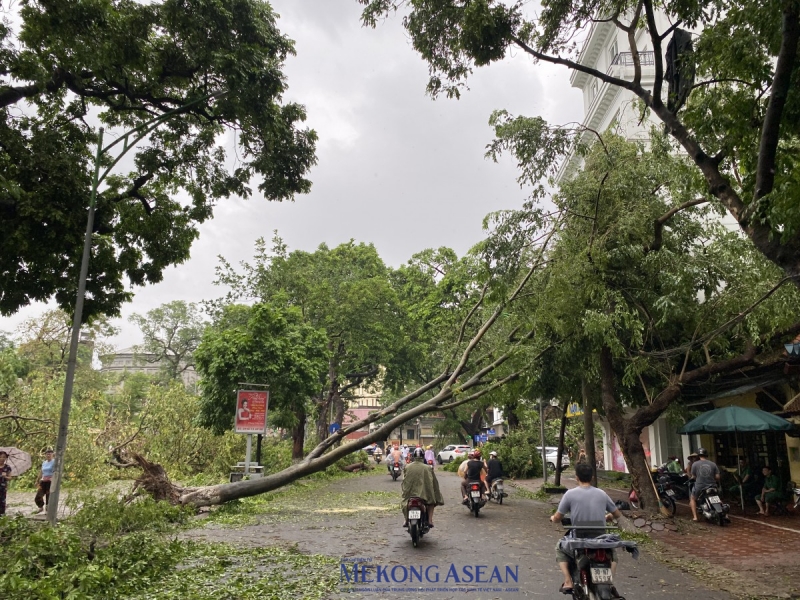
[437,444,471,464]
[536,446,570,472]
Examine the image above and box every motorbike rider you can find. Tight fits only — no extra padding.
[550,462,623,595]
[485,450,503,493]
[461,449,487,504]
[373,445,383,461]
[424,444,436,467]
[689,447,720,522]
[400,444,409,463]
[401,447,444,527]
[388,444,402,474]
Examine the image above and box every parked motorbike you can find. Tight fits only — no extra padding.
[793,483,800,510]
[391,461,402,481]
[406,497,431,547]
[465,480,486,517]
[697,485,730,526]
[656,464,692,499]
[628,474,677,517]
[560,519,632,600]
[489,478,508,505]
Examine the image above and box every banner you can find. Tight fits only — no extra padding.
[234,390,269,434]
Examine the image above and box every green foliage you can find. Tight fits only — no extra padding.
[0,515,184,599]
[441,455,467,472]
[0,489,342,599]
[483,428,543,478]
[127,543,339,600]
[66,494,194,538]
[195,302,329,435]
[0,0,317,319]
[128,301,206,381]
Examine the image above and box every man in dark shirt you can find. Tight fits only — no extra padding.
[755,465,782,516]
[460,451,487,503]
[690,447,720,521]
[485,451,503,494]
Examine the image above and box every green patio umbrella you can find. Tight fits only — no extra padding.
[678,406,794,510]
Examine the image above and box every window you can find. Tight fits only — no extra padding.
[609,40,618,65]
[407,428,416,439]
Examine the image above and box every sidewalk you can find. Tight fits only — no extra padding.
[510,475,800,599]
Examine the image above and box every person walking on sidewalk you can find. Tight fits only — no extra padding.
[33,448,55,515]
[0,450,13,515]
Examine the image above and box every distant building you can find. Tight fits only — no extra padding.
[100,346,199,389]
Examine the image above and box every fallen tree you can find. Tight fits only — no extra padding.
[139,217,563,507]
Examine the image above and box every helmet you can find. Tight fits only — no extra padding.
[473,449,481,458]
[412,447,426,461]
[489,451,497,456]
[696,447,708,457]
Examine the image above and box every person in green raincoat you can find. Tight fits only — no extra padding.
[401,447,444,527]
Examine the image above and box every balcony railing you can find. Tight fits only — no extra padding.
[608,51,655,72]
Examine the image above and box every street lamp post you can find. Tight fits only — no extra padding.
[46,93,226,524]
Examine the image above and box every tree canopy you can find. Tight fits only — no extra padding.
[194,302,329,457]
[0,0,317,319]
[359,0,800,287]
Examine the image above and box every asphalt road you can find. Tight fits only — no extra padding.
[184,468,734,600]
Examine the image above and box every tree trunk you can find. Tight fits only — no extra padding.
[581,377,597,486]
[506,399,521,430]
[291,406,306,460]
[554,397,569,486]
[599,346,661,513]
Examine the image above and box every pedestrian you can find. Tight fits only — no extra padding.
[33,448,55,515]
[577,448,587,463]
[0,450,13,516]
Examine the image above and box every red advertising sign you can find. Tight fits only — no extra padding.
[234,390,269,434]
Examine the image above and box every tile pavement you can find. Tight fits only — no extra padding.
[512,475,800,597]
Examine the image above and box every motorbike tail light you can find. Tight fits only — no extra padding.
[595,549,607,562]
[394,462,400,467]
[471,484,480,491]
[408,498,423,508]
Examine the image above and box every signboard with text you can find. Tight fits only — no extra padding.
[234,390,269,434]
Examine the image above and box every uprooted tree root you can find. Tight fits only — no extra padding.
[124,453,196,505]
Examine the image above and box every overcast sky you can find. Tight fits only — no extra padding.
[1,0,582,349]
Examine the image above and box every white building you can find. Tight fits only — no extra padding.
[554,14,699,472]
[101,346,199,389]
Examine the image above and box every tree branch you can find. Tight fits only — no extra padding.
[754,0,800,201]
[644,197,709,253]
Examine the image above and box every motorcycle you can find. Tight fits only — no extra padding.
[656,463,692,499]
[406,497,431,547]
[465,480,486,517]
[697,485,730,526]
[793,484,800,510]
[489,478,507,505]
[628,474,677,517]
[391,461,402,481]
[559,519,634,600]
[374,452,382,464]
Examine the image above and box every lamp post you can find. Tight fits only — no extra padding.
[46,93,226,524]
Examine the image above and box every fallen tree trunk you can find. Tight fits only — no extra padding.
[128,221,560,508]
[339,461,370,473]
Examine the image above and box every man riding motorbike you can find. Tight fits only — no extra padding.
[550,462,624,595]
[402,447,444,528]
[388,444,402,475]
[485,450,504,494]
[461,450,487,504]
[689,447,720,522]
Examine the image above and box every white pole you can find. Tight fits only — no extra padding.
[245,434,252,475]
